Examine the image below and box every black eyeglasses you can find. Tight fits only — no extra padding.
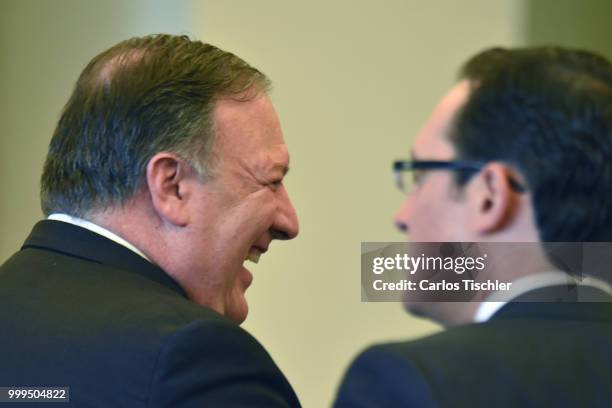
[393,160,527,193]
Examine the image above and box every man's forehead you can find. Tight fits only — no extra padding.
[266,144,290,173]
[412,80,470,159]
[212,94,290,175]
[224,142,289,180]
[214,93,277,125]
[214,94,284,147]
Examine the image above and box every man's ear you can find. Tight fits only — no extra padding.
[468,163,520,234]
[145,152,193,226]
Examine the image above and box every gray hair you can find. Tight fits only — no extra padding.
[40,34,271,217]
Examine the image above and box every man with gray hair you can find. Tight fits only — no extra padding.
[0,34,300,407]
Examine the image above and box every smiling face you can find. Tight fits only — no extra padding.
[180,93,299,323]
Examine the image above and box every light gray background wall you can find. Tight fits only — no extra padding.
[0,0,193,254]
[525,0,612,59]
[1,1,611,407]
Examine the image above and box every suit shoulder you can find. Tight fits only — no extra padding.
[148,318,300,407]
[335,341,437,407]
[372,322,521,358]
[354,320,612,407]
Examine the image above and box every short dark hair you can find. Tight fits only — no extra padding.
[450,46,612,241]
[41,34,270,217]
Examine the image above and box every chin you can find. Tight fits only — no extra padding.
[226,298,249,325]
[404,301,441,324]
[403,301,425,317]
[404,301,458,327]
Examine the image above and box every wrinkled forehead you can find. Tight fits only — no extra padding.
[214,94,283,140]
[412,80,471,160]
[213,93,289,165]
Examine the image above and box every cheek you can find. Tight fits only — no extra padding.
[410,200,443,240]
[410,191,463,240]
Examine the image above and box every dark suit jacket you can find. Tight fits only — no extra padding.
[334,287,612,408]
[0,220,301,407]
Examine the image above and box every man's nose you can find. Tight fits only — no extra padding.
[394,197,411,233]
[271,186,299,240]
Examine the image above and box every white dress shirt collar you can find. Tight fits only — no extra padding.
[473,271,612,323]
[47,213,151,262]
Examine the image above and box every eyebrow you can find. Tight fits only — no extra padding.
[272,164,290,176]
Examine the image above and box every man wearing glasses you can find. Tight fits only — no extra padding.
[335,47,612,407]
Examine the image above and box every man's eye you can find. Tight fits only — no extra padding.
[269,180,283,191]
[412,170,425,185]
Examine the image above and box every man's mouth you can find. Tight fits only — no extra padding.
[245,248,262,264]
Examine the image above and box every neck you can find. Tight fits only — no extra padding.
[86,199,164,266]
